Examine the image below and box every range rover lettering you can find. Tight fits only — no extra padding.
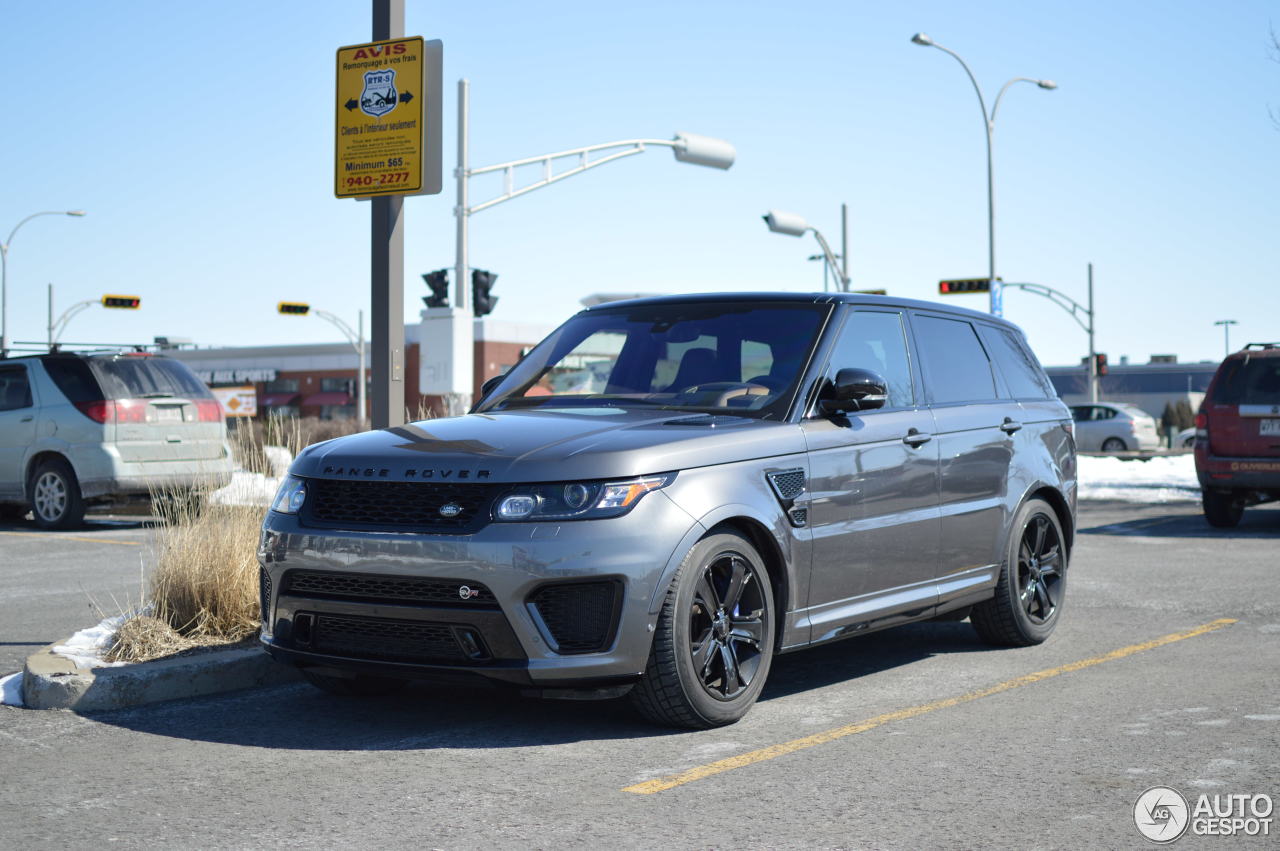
[259,293,1077,728]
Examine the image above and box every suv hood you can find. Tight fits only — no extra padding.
[290,408,804,483]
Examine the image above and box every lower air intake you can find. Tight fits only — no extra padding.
[528,581,621,654]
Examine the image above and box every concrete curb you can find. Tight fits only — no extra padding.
[22,640,302,712]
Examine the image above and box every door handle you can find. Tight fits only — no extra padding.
[20,415,33,423]
[903,428,932,447]
[1000,418,1023,434]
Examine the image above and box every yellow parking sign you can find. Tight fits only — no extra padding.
[335,37,442,199]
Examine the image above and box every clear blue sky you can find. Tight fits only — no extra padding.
[2,0,1276,367]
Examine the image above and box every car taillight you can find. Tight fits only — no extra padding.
[195,400,224,422]
[1195,412,1207,429]
[114,399,148,424]
[74,400,113,423]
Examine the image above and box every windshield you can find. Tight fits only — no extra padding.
[476,301,831,419]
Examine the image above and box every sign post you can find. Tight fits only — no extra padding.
[336,1,441,430]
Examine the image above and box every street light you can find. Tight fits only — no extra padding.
[1214,319,1238,358]
[278,303,366,425]
[1,210,87,356]
[432,78,736,406]
[763,210,849,291]
[910,32,1056,317]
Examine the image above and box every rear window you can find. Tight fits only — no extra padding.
[1211,357,1280,405]
[913,314,997,404]
[88,355,214,400]
[41,356,103,404]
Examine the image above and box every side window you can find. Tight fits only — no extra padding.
[979,325,1053,399]
[913,314,997,404]
[823,310,915,408]
[1096,407,1117,421]
[0,365,33,411]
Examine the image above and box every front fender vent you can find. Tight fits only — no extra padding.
[766,468,807,527]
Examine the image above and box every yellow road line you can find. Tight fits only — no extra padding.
[623,618,1238,795]
[0,530,142,547]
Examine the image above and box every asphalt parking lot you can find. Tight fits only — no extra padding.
[1,500,1278,848]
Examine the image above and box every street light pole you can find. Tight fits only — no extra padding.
[314,309,366,425]
[763,210,849,291]
[911,33,1055,317]
[1,210,87,356]
[1214,319,1238,358]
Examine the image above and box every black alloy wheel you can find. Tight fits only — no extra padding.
[631,531,776,728]
[687,551,768,701]
[1014,513,1064,625]
[971,498,1067,647]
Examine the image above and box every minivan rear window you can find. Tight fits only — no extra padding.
[41,356,103,404]
[88,355,214,400]
[1211,357,1280,405]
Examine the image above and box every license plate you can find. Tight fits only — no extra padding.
[151,406,184,423]
[1261,419,1280,436]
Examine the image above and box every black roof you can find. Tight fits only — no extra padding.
[580,291,1019,328]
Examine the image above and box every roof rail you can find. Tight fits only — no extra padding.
[5,341,159,357]
[1243,342,1279,351]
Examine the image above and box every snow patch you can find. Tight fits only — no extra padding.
[0,672,23,707]
[51,612,132,670]
[1077,454,1199,503]
[210,445,292,507]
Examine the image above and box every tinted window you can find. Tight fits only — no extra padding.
[1212,357,1280,405]
[822,310,915,408]
[0,365,33,411]
[41,356,102,403]
[89,355,213,399]
[913,315,996,404]
[979,325,1053,399]
[477,302,830,420]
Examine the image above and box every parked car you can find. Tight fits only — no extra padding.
[0,350,233,528]
[1194,342,1280,527]
[1068,402,1160,452]
[259,293,1077,728]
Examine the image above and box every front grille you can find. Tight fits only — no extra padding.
[303,479,501,533]
[528,581,621,654]
[259,567,272,623]
[283,570,497,608]
[310,613,481,663]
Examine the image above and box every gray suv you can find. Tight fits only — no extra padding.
[260,294,1076,728]
[0,350,233,528]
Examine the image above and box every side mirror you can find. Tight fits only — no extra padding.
[479,373,506,399]
[819,368,888,415]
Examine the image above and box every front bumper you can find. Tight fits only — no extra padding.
[258,489,697,685]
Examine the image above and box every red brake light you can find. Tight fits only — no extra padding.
[195,400,224,422]
[114,399,148,424]
[74,400,113,423]
[1194,412,1207,429]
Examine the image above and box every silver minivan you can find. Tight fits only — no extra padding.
[260,294,1077,728]
[0,351,233,528]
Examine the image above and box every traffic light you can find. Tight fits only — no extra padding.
[277,302,310,315]
[1094,353,1109,376]
[422,269,449,308]
[938,278,995,295]
[101,295,141,309]
[472,269,498,317]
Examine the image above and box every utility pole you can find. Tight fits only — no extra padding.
[1214,319,1238,358]
[841,203,849,286]
[1088,263,1098,403]
[370,0,405,429]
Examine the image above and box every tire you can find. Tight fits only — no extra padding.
[28,457,86,530]
[1202,490,1244,528]
[300,668,405,697]
[1100,437,1126,453]
[630,531,776,729]
[971,499,1066,647]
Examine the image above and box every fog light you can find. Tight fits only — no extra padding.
[497,494,537,519]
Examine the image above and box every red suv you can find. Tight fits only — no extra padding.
[1195,342,1280,527]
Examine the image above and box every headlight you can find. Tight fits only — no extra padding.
[493,474,674,521]
[269,475,307,514]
